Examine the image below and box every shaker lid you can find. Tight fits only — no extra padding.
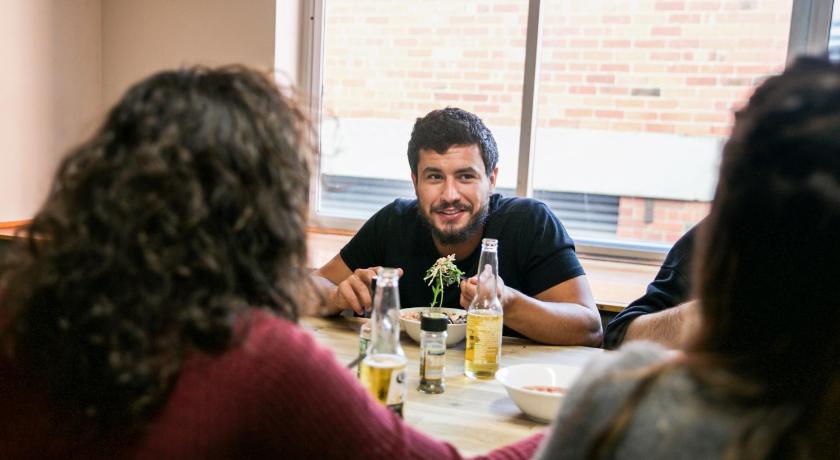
[420,313,448,332]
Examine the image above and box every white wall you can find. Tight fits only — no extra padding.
[0,0,102,222]
[102,0,276,106]
[0,0,278,222]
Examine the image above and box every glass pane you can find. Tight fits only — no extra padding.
[321,1,528,220]
[830,0,840,62]
[533,1,792,244]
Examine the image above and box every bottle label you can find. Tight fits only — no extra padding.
[466,313,503,365]
[386,367,407,406]
[358,336,369,356]
[422,351,445,380]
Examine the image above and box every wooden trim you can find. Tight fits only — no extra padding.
[306,226,356,237]
[0,220,29,229]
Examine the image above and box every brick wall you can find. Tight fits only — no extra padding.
[322,0,791,243]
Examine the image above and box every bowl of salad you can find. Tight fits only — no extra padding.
[399,307,467,347]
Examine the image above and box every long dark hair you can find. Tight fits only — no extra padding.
[689,56,840,459]
[0,66,312,431]
[586,57,840,459]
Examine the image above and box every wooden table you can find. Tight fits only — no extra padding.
[300,316,603,456]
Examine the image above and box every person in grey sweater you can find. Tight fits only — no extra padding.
[536,56,840,460]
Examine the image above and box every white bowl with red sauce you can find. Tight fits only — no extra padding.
[399,307,467,347]
[495,363,583,423]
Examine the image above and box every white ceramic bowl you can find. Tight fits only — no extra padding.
[495,363,583,423]
[399,307,467,347]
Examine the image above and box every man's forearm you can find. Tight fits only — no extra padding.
[307,274,343,316]
[622,301,696,348]
[503,289,603,346]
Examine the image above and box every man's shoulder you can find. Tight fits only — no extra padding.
[491,194,554,218]
[388,197,419,215]
[491,195,557,220]
[365,198,419,226]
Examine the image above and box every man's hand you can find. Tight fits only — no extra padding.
[332,266,403,315]
[459,274,508,308]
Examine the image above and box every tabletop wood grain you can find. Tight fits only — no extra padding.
[300,316,603,456]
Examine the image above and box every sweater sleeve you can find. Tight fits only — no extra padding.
[533,342,670,460]
[242,314,541,460]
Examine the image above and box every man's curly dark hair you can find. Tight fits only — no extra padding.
[407,107,499,176]
[0,66,312,432]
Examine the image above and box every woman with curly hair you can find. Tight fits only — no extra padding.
[536,57,840,460]
[0,67,541,458]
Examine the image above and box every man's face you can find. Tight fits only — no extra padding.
[412,144,498,245]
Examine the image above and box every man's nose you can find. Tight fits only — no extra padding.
[442,178,461,202]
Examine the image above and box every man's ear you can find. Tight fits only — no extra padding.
[411,173,418,189]
[488,167,498,189]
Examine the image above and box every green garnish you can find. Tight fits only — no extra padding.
[423,254,465,311]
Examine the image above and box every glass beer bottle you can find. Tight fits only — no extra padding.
[359,268,407,417]
[464,238,503,380]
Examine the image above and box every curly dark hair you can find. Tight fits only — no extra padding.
[407,107,499,176]
[0,66,312,431]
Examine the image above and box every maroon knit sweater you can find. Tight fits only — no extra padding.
[0,311,542,459]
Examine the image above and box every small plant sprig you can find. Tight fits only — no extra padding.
[423,254,465,312]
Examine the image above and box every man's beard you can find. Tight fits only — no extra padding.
[419,199,490,245]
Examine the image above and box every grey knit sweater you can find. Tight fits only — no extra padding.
[535,342,745,460]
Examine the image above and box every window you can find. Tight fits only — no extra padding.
[318,1,527,219]
[532,1,792,244]
[830,0,840,61]
[301,0,834,260]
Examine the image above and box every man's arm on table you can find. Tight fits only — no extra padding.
[312,254,379,316]
[622,301,698,349]
[461,275,602,346]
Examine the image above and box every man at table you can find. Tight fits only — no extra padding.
[602,222,700,349]
[312,107,602,346]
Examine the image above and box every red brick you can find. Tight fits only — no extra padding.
[596,110,624,119]
[493,3,520,12]
[687,77,716,86]
[587,74,615,84]
[652,26,682,36]
[645,123,676,133]
[601,63,630,72]
[650,51,682,61]
[478,83,504,92]
[565,108,593,117]
[628,111,658,121]
[569,86,596,95]
[599,86,630,95]
[434,93,460,101]
[474,104,500,113]
[635,40,666,48]
[669,13,700,23]
[463,94,489,102]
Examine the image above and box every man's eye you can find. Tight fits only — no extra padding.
[459,174,476,181]
[427,174,443,180]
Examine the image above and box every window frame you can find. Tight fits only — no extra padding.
[292,0,835,264]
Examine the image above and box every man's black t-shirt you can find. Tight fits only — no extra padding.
[602,222,699,349]
[340,194,585,337]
